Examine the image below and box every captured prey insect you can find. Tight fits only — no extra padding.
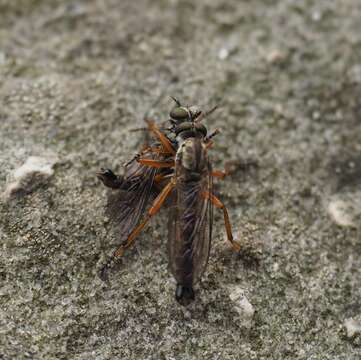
[97,97,241,304]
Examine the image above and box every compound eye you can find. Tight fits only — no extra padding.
[195,123,207,136]
[170,107,189,121]
[174,121,193,135]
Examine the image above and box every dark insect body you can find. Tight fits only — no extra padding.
[97,97,241,304]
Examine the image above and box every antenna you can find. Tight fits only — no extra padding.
[170,96,182,107]
[194,105,219,123]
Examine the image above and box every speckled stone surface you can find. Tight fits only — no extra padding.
[1,1,361,359]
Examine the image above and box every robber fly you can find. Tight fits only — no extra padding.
[97,97,241,304]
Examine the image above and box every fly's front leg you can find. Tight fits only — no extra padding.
[145,120,176,155]
[211,169,229,179]
[204,129,220,150]
[211,162,234,180]
[122,144,167,167]
[96,168,124,189]
[212,160,258,180]
[205,128,220,142]
[203,191,241,252]
[137,158,175,168]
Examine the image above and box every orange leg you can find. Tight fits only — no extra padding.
[154,173,173,183]
[204,129,220,150]
[114,180,175,257]
[146,120,176,155]
[212,161,246,179]
[144,146,170,156]
[137,158,175,168]
[151,148,173,156]
[125,145,174,167]
[211,170,228,179]
[123,145,161,167]
[203,191,241,252]
[205,141,214,149]
[206,128,220,142]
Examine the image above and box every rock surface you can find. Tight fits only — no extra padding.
[2,155,58,199]
[1,0,361,359]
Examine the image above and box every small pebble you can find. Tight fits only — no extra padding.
[228,286,254,326]
[218,48,229,60]
[327,199,355,227]
[2,155,58,199]
[266,50,287,64]
[344,318,361,338]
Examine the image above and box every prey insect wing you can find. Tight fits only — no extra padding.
[106,155,159,243]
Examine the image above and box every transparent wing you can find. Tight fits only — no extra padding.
[106,158,158,243]
[167,162,213,287]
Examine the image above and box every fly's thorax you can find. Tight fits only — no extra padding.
[175,138,208,178]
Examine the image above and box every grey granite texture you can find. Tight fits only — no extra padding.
[1,0,361,359]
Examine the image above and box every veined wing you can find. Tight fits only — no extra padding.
[106,155,158,242]
[167,162,213,287]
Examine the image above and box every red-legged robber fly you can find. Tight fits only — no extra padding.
[97,97,241,304]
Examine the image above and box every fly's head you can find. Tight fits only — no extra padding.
[169,97,208,140]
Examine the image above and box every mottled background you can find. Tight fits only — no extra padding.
[1,0,361,359]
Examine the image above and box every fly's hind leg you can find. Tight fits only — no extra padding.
[100,179,175,279]
[203,191,241,252]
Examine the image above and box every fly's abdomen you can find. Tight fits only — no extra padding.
[168,138,212,292]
